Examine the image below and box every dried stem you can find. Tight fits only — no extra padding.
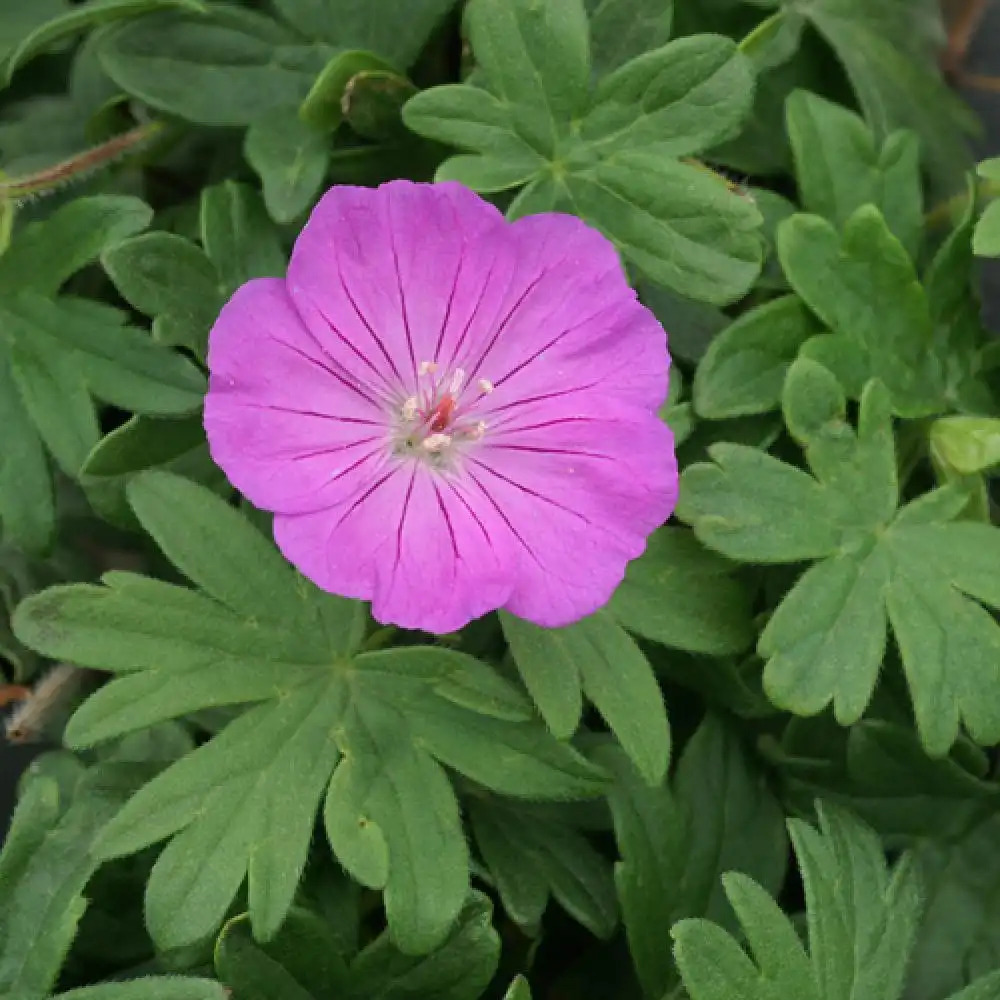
[0,121,164,207]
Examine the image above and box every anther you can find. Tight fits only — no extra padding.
[401,396,418,421]
[478,379,494,394]
[423,433,452,453]
[419,360,439,376]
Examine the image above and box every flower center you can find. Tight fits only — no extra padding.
[395,360,493,464]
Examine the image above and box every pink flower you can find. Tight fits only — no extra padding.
[204,181,677,633]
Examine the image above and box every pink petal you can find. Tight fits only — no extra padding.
[274,466,515,633]
[452,213,668,420]
[474,405,677,626]
[204,279,392,514]
[286,180,518,399]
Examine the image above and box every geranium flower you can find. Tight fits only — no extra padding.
[204,181,677,634]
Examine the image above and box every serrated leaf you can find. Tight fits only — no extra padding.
[693,295,819,419]
[673,802,923,1000]
[14,472,605,954]
[0,763,157,999]
[9,331,99,477]
[501,610,669,783]
[403,2,762,304]
[5,293,206,416]
[793,0,974,193]
[786,89,922,258]
[676,443,846,562]
[610,526,753,655]
[595,714,786,999]
[324,695,467,955]
[777,206,944,416]
[469,797,617,938]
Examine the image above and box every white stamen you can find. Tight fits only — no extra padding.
[449,368,466,394]
[401,396,418,421]
[423,433,452,453]
[419,360,439,376]
[478,378,494,394]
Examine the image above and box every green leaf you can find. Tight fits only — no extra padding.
[584,0,673,76]
[144,680,344,947]
[503,977,532,1000]
[792,0,974,193]
[299,49,398,132]
[564,154,763,305]
[4,0,207,82]
[199,181,286,294]
[215,908,349,1000]
[323,695,468,954]
[501,609,669,783]
[693,295,820,419]
[785,89,922,258]
[403,4,763,304]
[930,416,1000,476]
[672,802,923,1000]
[609,526,753,655]
[778,719,1000,843]
[14,491,600,954]
[908,812,1000,1000]
[82,415,206,478]
[53,978,227,1000]
[777,206,944,416]
[947,972,1000,1000]
[676,444,847,562]
[0,763,156,999]
[469,797,616,937]
[9,331,99,477]
[0,352,53,551]
[101,232,223,357]
[348,891,501,1000]
[271,0,455,68]
[683,365,1000,754]
[98,9,330,126]
[5,294,206,416]
[499,611,583,739]
[0,195,152,297]
[127,470,357,643]
[594,713,786,999]
[245,108,330,224]
[973,200,1000,259]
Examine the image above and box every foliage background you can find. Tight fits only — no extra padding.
[3,1,1000,999]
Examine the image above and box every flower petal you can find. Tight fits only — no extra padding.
[287,180,518,398]
[274,466,515,633]
[473,404,677,626]
[204,278,389,513]
[453,213,668,422]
